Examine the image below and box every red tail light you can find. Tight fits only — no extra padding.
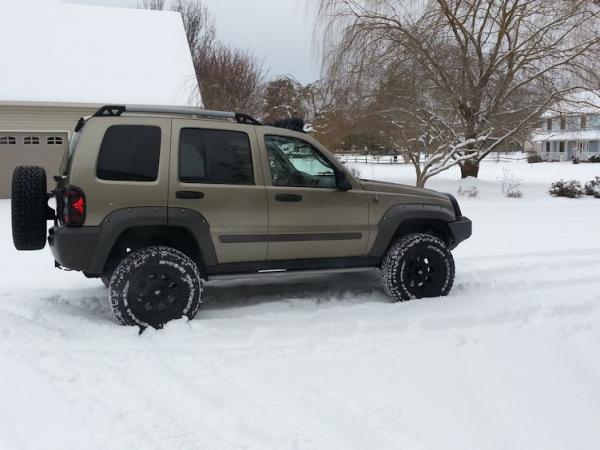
[63,187,86,226]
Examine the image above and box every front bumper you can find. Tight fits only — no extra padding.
[448,216,472,249]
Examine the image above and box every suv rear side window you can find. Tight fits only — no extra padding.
[179,128,254,185]
[97,125,161,181]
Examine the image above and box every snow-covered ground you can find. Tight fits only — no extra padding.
[1,161,599,450]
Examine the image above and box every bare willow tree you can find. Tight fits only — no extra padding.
[316,0,600,183]
[301,77,344,134]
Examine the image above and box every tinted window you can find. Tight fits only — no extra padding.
[97,125,161,181]
[179,128,253,185]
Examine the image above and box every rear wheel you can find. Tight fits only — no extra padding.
[11,166,49,250]
[381,233,455,302]
[109,246,203,328]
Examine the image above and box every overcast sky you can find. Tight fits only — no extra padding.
[68,0,321,83]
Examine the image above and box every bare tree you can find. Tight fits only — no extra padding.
[136,0,164,10]
[196,45,265,115]
[316,0,600,183]
[261,77,306,123]
[136,0,216,60]
[170,0,216,61]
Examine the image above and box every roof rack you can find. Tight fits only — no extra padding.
[91,105,262,125]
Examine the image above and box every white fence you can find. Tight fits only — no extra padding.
[336,152,528,165]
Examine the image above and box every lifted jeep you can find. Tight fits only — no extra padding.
[11,105,471,328]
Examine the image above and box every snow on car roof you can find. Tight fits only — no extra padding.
[0,0,200,107]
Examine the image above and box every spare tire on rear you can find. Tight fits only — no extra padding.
[12,166,49,250]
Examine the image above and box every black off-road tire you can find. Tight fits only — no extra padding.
[109,246,203,328]
[381,233,455,302]
[11,166,48,250]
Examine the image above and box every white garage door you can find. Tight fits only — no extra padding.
[0,131,69,198]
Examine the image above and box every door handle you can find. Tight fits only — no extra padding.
[176,190,204,199]
[275,193,302,202]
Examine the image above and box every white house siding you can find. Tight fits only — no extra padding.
[0,103,96,133]
[535,140,600,162]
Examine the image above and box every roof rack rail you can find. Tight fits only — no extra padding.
[91,104,262,125]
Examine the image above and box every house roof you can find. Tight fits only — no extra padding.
[0,0,200,107]
[541,91,600,119]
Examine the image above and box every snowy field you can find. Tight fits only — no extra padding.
[1,161,600,450]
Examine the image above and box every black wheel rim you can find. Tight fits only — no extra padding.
[127,266,190,326]
[401,248,447,298]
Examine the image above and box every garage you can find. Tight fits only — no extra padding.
[0,131,68,197]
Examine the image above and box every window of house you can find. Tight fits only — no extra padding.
[47,136,64,145]
[97,125,161,181]
[546,142,551,152]
[590,115,600,128]
[581,116,587,129]
[24,136,40,145]
[546,119,552,131]
[566,116,579,131]
[179,128,254,185]
[559,141,565,153]
[265,135,337,188]
[0,136,16,145]
[588,141,599,153]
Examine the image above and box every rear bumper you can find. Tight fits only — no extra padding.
[48,225,102,273]
[448,216,472,249]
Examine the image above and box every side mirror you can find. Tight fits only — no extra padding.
[336,170,352,191]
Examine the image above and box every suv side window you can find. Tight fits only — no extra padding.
[179,128,254,185]
[97,125,161,181]
[265,135,337,188]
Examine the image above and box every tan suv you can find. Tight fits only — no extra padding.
[11,105,471,328]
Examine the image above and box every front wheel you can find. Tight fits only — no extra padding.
[109,246,203,328]
[381,233,455,302]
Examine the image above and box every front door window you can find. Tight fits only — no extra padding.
[265,135,337,188]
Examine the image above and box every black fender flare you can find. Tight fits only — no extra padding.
[368,204,456,258]
[167,207,218,266]
[85,207,217,274]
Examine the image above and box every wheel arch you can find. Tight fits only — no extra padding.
[102,225,207,277]
[368,204,457,261]
[86,207,217,277]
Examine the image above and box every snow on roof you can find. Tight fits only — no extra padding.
[541,90,600,118]
[0,0,201,107]
[531,129,600,142]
